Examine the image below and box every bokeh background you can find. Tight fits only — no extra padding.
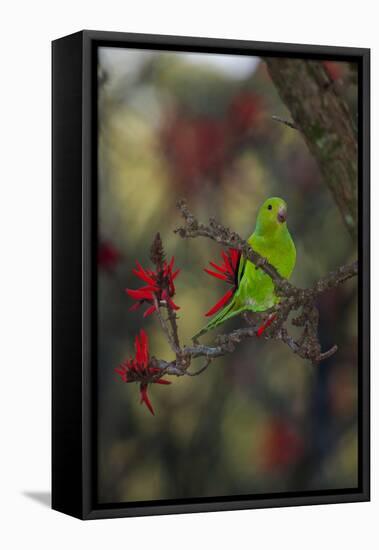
[97,48,358,504]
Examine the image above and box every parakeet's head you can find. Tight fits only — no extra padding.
[255,197,288,235]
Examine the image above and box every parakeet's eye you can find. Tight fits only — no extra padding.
[267,204,272,210]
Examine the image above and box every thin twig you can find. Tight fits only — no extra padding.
[272,115,299,130]
[166,306,181,351]
[153,296,180,355]
[186,358,212,376]
[317,345,338,361]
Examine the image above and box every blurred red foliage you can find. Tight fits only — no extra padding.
[328,366,356,418]
[161,115,227,187]
[98,240,121,272]
[262,418,304,471]
[160,92,264,189]
[228,91,264,134]
[322,61,344,82]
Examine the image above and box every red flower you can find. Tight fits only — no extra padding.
[98,240,121,272]
[126,257,180,318]
[257,313,277,337]
[115,330,171,415]
[204,248,241,317]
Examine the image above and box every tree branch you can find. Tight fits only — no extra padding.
[139,203,358,382]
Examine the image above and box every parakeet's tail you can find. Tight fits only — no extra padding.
[193,295,246,340]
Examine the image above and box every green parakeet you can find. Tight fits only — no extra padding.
[194,197,296,339]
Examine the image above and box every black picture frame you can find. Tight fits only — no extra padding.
[52,30,370,520]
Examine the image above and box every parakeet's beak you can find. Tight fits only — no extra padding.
[277,206,287,223]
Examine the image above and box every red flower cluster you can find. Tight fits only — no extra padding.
[204,248,241,317]
[126,257,180,318]
[115,330,171,415]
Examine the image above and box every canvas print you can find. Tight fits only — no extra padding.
[96,47,359,505]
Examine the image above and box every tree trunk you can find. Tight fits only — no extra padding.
[265,58,358,240]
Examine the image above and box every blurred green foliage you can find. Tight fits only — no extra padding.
[97,48,358,503]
